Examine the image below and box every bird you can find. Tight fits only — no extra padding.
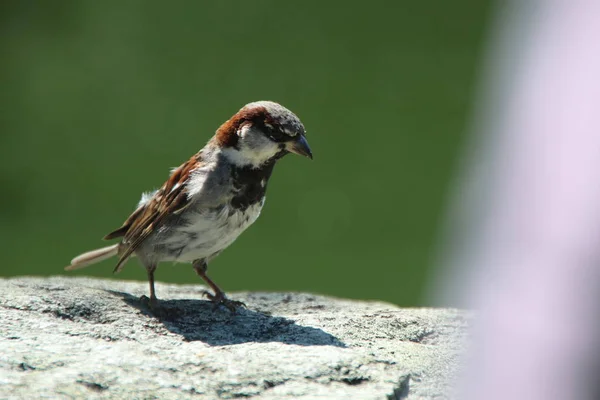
[65,101,312,312]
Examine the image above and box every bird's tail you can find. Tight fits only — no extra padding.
[65,244,119,271]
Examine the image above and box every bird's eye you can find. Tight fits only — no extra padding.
[263,122,287,142]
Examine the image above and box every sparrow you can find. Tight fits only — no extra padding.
[65,101,312,312]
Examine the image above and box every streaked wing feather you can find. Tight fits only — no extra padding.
[103,204,146,240]
[109,154,202,272]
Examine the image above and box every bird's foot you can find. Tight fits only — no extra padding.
[139,295,174,319]
[201,290,246,312]
[139,294,158,308]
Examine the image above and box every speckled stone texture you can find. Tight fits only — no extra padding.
[0,277,468,399]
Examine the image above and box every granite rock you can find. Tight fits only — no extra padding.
[0,277,468,399]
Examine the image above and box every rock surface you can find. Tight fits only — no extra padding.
[0,277,468,399]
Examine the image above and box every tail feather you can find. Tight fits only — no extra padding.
[65,244,119,271]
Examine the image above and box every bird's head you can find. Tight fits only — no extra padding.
[214,101,312,168]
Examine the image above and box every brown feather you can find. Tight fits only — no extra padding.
[103,200,148,240]
[107,153,203,272]
[103,226,128,240]
[214,106,270,148]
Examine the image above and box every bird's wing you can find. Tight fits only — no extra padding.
[106,153,207,272]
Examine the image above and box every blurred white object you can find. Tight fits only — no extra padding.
[434,2,600,399]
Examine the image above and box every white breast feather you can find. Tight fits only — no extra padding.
[161,201,264,262]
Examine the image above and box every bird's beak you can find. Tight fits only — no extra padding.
[287,135,313,159]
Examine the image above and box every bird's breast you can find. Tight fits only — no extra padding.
[157,198,265,262]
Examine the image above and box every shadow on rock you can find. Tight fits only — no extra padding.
[108,290,346,348]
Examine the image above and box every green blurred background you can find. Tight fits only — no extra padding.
[1,1,491,306]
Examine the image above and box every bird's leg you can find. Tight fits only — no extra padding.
[139,263,162,312]
[192,259,245,312]
[139,263,180,320]
[147,265,158,306]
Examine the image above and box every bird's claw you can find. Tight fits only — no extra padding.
[201,290,246,312]
[140,294,158,309]
[139,295,175,320]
